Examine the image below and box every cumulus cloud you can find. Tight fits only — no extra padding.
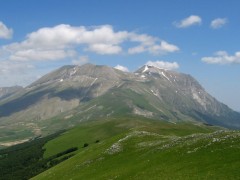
[114,65,129,72]
[23,24,128,50]
[129,33,156,46]
[202,51,240,64]
[72,56,89,65]
[128,33,179,55]
[3,24,127,60]
[0,21,13,39]
[9,49,76,61]
[174,15,202,28]
[87,44,122,54]
[128,40,179,55]
[146,60,179,70]
[148,41,179,55]
[128,45,146,54]
[1,24,179,62]
[210,18,227,29]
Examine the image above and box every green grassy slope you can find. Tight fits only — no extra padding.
[32,116,240,180]
[42,116,215,158]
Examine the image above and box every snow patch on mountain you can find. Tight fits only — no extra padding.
[161,72,171,83]
[142,65,149,73]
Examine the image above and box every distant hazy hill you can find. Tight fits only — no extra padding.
[0,86,23,101]
[0,64,239,144]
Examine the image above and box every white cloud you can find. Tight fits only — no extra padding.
[9,49,76,61]
[114,65,129,72]
[3,24,127,58]
[87,43,122,54]
[210,18,227,29]
[128,40,179,55]
[174,15,202,28]
[128,33,179,55]
[72,56,89,65]
[148,41,179,55]
[128,45,146,54]
[1,24,179,62]
[129,33,156,46]
[146,60,179,70]
[202,51,240,64]
[0,21,13,39]
[23,24,128,49]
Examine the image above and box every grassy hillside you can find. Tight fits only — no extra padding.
[42,116,215,158]
[32,116,240,180]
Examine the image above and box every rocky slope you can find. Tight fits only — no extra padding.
[133,65,239,127]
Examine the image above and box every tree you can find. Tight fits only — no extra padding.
[83,143,89,148]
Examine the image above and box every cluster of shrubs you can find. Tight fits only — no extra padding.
[47,147,78,167]
[83,139,100,148]
[48,147,78,160]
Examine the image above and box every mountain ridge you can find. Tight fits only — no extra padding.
[0,63,239,145]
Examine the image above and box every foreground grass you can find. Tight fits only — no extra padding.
[32,116,240,180]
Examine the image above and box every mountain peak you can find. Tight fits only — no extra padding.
[136,65,172,74]
[135,65,181,83]
[28,63,127,88]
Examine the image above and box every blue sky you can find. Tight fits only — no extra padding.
[0,0,240,111]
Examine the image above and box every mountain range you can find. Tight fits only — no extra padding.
[0,63,240,145]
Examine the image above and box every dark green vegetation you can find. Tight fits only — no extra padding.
[0,131,78,180]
